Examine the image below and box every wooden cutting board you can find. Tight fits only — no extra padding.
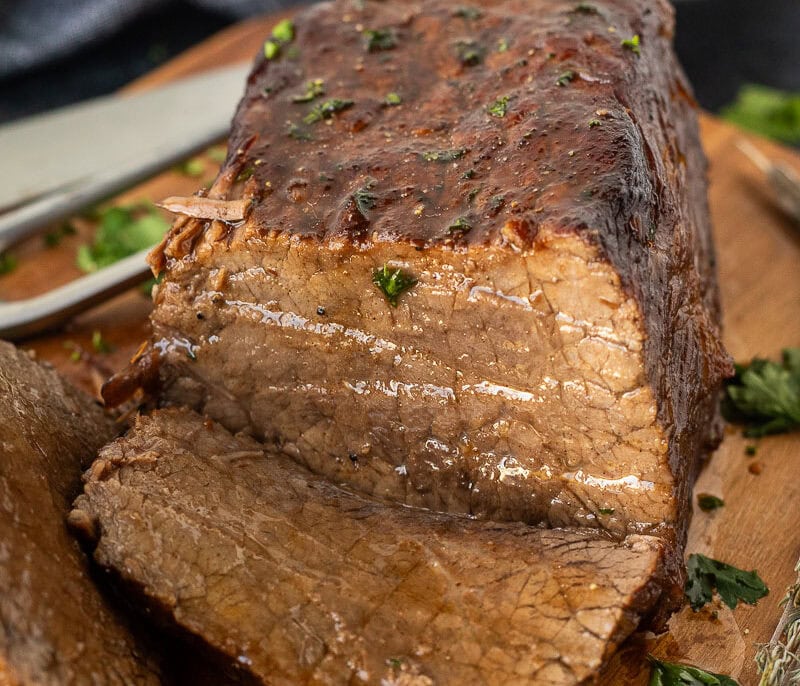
[1,12,798,686]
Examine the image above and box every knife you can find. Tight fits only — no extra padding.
[0,63,251,251]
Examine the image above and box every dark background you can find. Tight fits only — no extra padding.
[1,0,798,124]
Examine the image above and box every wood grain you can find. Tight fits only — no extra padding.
[1,10,798,685]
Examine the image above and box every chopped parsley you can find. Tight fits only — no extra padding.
[384,92,402,106]
[447,217,472,235]
[373,265,417,307]
[363,28,396,52]
[588,118,602,127]
[287,122,313,140]
[44,222,76,248]
[455,40,485,66]
[621,34,641,55]
[598,507,615,515]
[291,79,325,103]
[354,179,377,216]
[685,553,768,611]
[697,494,725,512]
[556,70,576,86]
[303,98,354,124]
[722,84,800,145]
[420,148,467,162]
[0,252,17,275]
[263,19,295,60]
[91,330,114,354]
[487,95,510,118]
[452,6,482,19]
[648,656,738,686]
[76,203,170,273]
[721,348,800,437]
[174,158,204,177]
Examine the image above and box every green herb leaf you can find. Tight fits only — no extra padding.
[304,98,354,124]
[722,84,800,145]
[0,252,17,274]
[174,158,205,177]
[384,92,402,106]
[598,507,615,515]
[487,95,510,118]
[287,122,313,140]
[272,19,294,43]
[455,40,485,66]
[91,330,114,354]
[452,6,482,19]
[292,78,325,103]
[354,179,377,216]
[556,70,576,87]
[76,204,170,273]
[685,553,768,611]
[373,265,417,307]
[363,28,396,52]
[588,118,602,127]
[697,494,725,512]
[447,217,472,235]
[647,655,738,686]
[420,148,467,162]
[621,34,641,55]
[721,348,800,437]
[264,40,280,60]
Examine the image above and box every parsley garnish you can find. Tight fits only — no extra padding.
[722,85,800,145]
[453,6,482,19]
[447,217,472,235]
[354,179,377,216]
[455,40,485,66]
[0,252,17,275]
[264,19,295,60]
[43,222,76,248]
[420,148,466,162]
[722,348,800,437]
[373,265,417,307]
[384,92,402,106]
[304,98,354,124]
[91,330,114,354]
[588,118,602,127]
[291,79,325,103]
[685,553,768,611]
[556,70,576,86]
[76,203,169,273]
[648,656,738,686]
[287,122,313,140]
[621,34,641,55]
[487,96,509,118]
[363,28,396,52]
[697,494,725,512]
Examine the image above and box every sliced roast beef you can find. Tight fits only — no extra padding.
[72,407,668,686]
[0,341,160,685]
[109,0,730,597]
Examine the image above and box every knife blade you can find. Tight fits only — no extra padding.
[0,63,251,250]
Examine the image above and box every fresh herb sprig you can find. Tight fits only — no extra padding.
[648,655,738,686]
[292,79,325,103]
[722,348,800,437]
[304,98,354,124]
[685,553,768,611]
[373,265,417,307]
[487,96,510,118]
[621,34,641,55]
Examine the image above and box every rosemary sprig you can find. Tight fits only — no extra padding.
[757,559,800,685]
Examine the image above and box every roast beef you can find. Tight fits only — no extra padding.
[0,341,159,685]
[72,407,669,686]
[112,0,729,590]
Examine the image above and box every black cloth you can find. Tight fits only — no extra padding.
[1,0,798,122]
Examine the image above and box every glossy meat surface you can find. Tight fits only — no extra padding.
[0,341,159,686]
[73,408,668,686]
